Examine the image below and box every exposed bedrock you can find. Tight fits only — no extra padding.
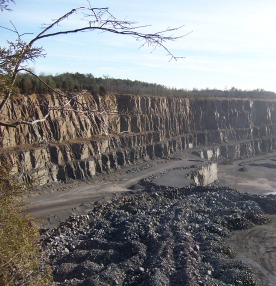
[0,93,275,186]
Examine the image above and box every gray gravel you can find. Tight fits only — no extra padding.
[42,183,276,286]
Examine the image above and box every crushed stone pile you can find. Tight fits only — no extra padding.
[42,183,276,286]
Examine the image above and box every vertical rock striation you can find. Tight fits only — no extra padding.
[0,93,275,186]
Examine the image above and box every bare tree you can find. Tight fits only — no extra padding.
[0,1,188,127]
[0,0,14,12]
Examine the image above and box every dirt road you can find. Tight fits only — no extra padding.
[227,215,276,286]
[28,154,199,226]
[28,152,276,226]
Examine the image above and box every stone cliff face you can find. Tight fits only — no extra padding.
[0,93,275,186]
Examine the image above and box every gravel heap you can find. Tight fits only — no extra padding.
[42,183,276,286]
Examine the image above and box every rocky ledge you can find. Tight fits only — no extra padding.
[1,94,276,187]
[42,183,276,286]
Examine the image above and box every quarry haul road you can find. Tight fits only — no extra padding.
[227,215,276,286]
[27,154,200,224]
[28,151,276,222]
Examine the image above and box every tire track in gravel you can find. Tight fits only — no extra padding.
[226,214,276,286]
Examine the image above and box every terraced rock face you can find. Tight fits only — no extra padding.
[0,93,276,186]
[42,184,276,286]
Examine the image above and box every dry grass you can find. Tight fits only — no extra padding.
[0,163,53,286]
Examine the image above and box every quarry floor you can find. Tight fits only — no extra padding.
[27,151,276,286]
[28,151,276,224]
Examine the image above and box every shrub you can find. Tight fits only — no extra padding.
[0,163,53,285]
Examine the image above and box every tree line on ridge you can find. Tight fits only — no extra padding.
[15,72,276,99]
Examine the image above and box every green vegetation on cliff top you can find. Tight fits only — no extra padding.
[15,72,276,99]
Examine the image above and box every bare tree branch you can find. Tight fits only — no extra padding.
[0,1,188,127]
[0,0,14,12]
[0,93,120,128]
[0,113,50,127]
[27,6,186,62]
[18,68,65,97]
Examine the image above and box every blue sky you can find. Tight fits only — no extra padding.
[1,0,276,92]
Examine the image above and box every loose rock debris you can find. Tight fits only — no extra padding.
[42,183,276,285]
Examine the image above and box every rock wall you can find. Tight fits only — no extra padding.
[0,93,275,186]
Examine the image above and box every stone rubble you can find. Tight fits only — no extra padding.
[42,183,276,285]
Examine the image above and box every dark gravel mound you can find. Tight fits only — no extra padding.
[42,184,276,286]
